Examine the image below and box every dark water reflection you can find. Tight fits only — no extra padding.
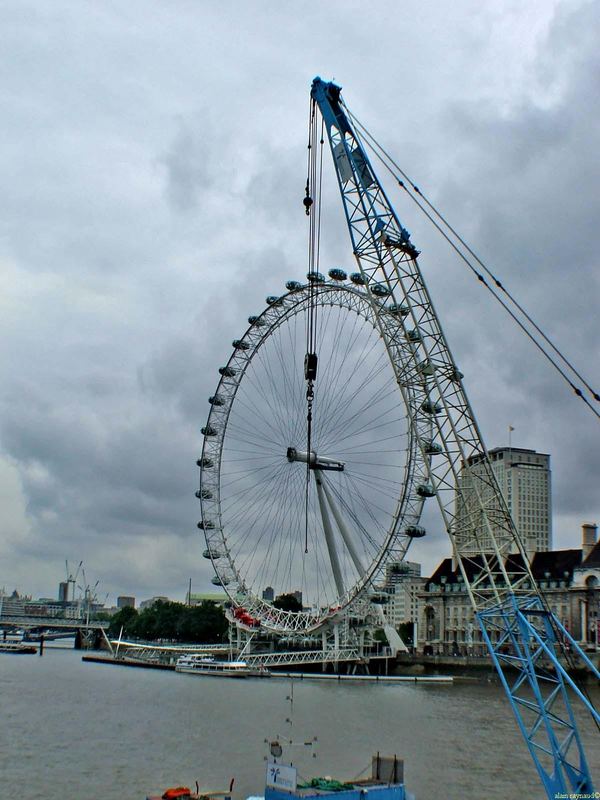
[1,648,598,800]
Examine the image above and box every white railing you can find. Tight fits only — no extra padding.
[111,640,230,651]
[111,640,231,659]
[244,648,361,668]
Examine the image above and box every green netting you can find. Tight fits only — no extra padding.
[297,778,355,792]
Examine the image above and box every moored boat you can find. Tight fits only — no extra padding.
[175,654,271,678]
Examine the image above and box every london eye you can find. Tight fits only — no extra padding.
[197,275,432,633]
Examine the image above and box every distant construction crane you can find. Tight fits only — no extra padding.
[65,560,82,603]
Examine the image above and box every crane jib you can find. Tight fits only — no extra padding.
[310,77,352,135]
[311,77,414,249]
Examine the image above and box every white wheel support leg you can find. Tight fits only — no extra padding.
[319,474,366,577]
[314,469,345,598]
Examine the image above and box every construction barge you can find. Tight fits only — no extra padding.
[147,754,413,800]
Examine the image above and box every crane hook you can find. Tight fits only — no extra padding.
[303,180,313,215]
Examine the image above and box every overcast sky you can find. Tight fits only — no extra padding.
[1,0,598,605]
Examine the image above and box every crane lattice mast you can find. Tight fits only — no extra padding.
[310,76,598,799]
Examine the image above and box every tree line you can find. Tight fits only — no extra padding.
[108,599,228,643]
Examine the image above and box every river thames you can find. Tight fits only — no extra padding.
[1,646,598,800]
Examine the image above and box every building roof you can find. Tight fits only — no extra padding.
[426,548,582,590]
[581,540,600,569]
[489,447,543,455]
[188,592,228,602]
[466,446,550,467]
[529,549,581,579]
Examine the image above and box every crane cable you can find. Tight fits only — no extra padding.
[344,105,600,422]
[344,104,600,730]
[303,101,326,553]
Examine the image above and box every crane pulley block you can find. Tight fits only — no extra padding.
[304,352,318,381]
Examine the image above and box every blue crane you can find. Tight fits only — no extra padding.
[310,76,599,799]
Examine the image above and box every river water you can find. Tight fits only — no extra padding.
[1,646,598,800]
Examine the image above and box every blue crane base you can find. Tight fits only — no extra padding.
[477,594,600,798]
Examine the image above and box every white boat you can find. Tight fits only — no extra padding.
[175,654,271,678]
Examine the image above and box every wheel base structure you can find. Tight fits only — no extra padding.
[226,595,384,668]
[477,594,599,799]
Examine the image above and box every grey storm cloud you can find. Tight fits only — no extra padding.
[161,115,215,213]
[0,0,598,603]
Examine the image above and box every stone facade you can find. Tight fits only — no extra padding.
[383,576,427,630]
[417,525,600,656]
[380,560,424,630]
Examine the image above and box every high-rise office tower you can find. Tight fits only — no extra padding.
[456,447,551,555]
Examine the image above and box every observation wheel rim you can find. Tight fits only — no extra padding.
[198,280,428,633]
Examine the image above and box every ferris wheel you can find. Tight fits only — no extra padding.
[197,270,435,634]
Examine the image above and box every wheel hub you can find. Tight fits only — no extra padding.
[286,447,345,472]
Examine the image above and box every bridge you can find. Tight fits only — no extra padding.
[0,613,109,631]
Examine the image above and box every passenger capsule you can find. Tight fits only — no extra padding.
[209,395,225,406]
[211,575,229,586]
[350,272,366,285]
[286,280,303,291]
[266,295,283,306]
[328,268,347,281]
[197,520,215,530]
[368,592,389,605]
[232,339,250,350]
[203,548,222,559]
[196,457,214,468]
[423,440,443,455]
[387,303,410,317]
[405,525,426,538]
[306,271,325,283]
[219,366,236,377]
[371,282,390,297]
[398,241,420,258]
[416,483,436,498]
[449,367,464,382]
[248,315,265,326]
[195,489,213,499]
[201,425,218,436]
[406,329,422,343]
[421,400,441,415]
[418,359,435,376]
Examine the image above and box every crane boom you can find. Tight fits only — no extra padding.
[311,77,532,607]
[310,76,598,798]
